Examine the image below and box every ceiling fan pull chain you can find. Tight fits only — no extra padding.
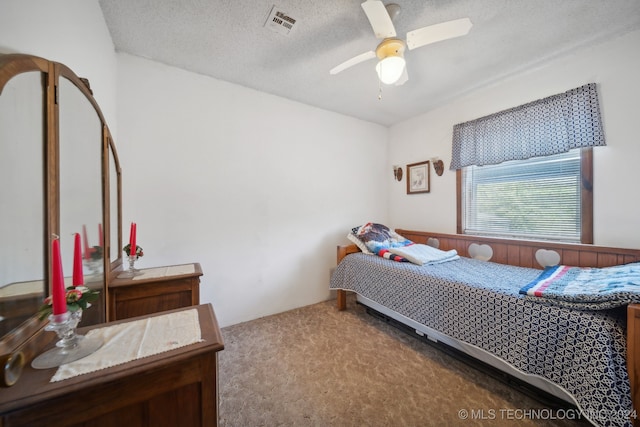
[378,74,383,100]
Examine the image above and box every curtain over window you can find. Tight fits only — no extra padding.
[450,83,605,170]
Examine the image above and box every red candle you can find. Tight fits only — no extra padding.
[129,222,137,256]
[98,223,104,247]
[82,224,90,260]
[51,239,67,315]
[72,233,84,286]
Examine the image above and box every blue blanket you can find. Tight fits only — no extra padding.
[520,262,640,309]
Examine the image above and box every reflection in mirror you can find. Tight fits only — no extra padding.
[58,77,104,326]
[109,145,120,265]
[0,71,45,337]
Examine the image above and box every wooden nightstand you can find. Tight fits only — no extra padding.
[108,263,203,321]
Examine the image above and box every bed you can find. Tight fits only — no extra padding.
[330,228,640,427]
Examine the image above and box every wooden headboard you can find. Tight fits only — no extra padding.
[335,229,640,423]
[395,229,640,268]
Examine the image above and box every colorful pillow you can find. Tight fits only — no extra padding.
[353,223,413,262]
[347,232,373,254]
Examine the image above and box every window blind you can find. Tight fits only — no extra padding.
[462,150,582,242]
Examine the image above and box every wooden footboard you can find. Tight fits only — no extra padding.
[335,229,640,419]
[336,244,361,310]
[336,289,347,311]
[629,304,640,425]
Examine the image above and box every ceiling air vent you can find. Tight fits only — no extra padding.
[264,5,297,36]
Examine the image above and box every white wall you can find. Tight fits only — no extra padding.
[0,0,118,132]
[0,1,389,327]
[388,29,640,250]
[116,54,388,326]
[0,1,117,282]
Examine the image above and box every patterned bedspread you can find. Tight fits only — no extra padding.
[330,253,632,427]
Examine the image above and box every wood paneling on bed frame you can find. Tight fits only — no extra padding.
[335,230,640,423]
[396,229,640,269]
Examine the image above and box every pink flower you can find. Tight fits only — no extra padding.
[66,289,83,303]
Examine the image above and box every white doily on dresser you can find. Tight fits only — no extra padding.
[131,264,196,280]
[51,308,202,382]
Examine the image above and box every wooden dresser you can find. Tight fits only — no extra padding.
[0,304,224,427]
[108,263,203,321]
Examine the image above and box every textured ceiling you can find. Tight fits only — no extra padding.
[99,0,640,127]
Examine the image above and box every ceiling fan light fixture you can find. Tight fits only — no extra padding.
[329,2,472,89]
[376,56,405,85]
[374,38,406,85]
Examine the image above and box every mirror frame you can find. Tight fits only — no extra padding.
[0,54,51,364]
[0,54,122,368]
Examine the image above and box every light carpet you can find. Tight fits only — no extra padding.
[218,296,590,426]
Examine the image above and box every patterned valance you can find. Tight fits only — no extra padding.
[450,83,606,170]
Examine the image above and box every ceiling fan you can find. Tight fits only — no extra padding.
[330,0,472,86]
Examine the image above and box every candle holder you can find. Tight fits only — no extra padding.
[84,246,104,275]
[83,258,102,275]
[118,245,143,279]
[117,255,141,278]
[31,310,103,369]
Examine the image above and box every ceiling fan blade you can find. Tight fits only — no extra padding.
[395,67,408,86]
[361,0,396,39]
[329,50,377,75]
[406,18,472,50]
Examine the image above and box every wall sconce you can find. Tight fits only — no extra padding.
[432,158,444,176]
[393,165,403,181]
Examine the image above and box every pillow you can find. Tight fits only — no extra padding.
[353,223,413,261]
[347,232,373,255]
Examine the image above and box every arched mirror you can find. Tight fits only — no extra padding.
[0,54,121,365]
[0,70,46,339]
[58,75,105,326]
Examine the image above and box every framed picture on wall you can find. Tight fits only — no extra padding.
[406,161,430,194]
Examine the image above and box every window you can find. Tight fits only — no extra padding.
[451,84,602,244]
[458,148,593,243]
